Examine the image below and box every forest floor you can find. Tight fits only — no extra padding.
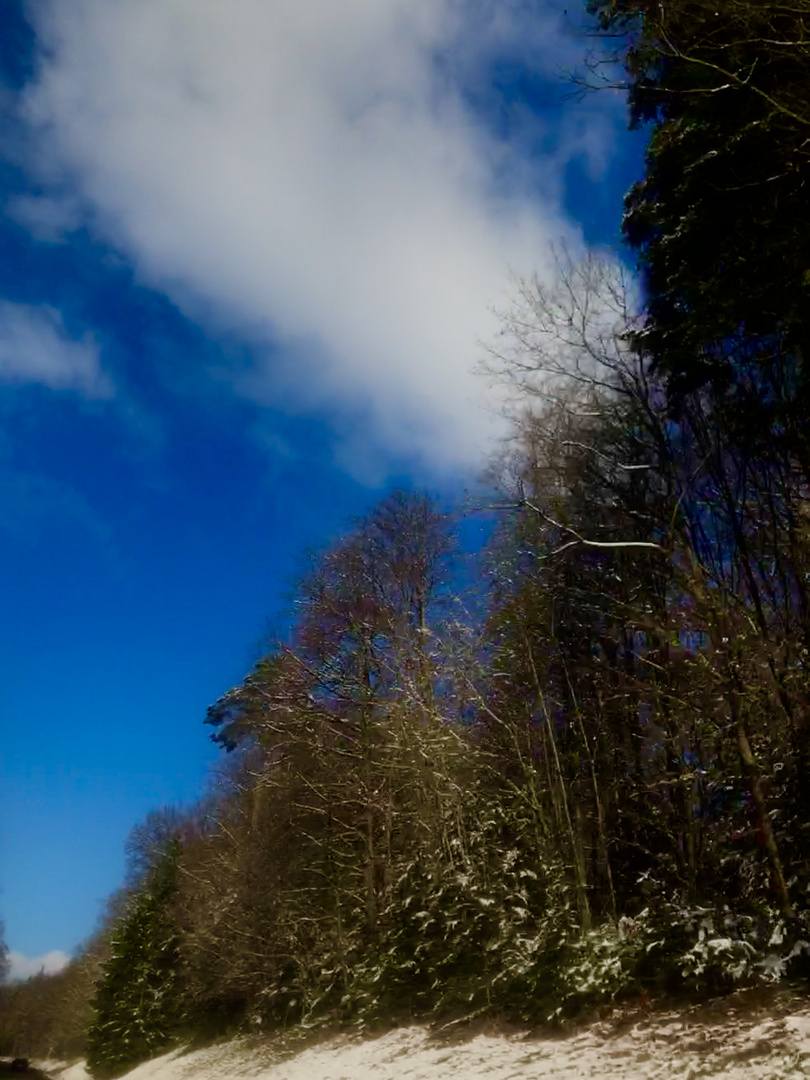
[40,988,810,1080]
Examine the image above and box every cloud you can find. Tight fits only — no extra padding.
[6,193,83,243]
[7,949,70,980]
[0,302,111,397]
[20,0,624,472]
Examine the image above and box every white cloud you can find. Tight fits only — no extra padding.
[7,193,83,243]
[7,949,70,981]
[0,302,111,396]
[21,0,624,472]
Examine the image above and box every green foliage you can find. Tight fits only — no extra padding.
[342,811,552,1021]
[635,903,810,994]
[588,0,810,478]
[86,844,182,1078]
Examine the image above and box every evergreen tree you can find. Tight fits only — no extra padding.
[86,842,182,1078]
[589,0,810,479]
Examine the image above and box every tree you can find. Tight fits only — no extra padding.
[584,0,810,907]
[193,491,468,1026]
[123,806,190,892]
[0,919,8,983]
[86,843,182,1078]
[588,0,810,481]
[487,251,806,921]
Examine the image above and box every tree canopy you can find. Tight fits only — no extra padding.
[590,0,810,478]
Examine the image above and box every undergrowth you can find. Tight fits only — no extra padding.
[255,892,810,1034]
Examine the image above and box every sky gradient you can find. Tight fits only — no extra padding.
[0,0,646,976]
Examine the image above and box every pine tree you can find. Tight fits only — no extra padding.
[86,842,181,1078]
[589,0,810,473]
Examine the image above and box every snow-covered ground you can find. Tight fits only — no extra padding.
[43,993,810,1080]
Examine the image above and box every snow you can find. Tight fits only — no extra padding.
[42,993,810,1080]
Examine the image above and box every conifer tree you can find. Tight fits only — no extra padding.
[86,842,182,1078]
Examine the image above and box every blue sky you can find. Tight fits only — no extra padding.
[0,0,646,974]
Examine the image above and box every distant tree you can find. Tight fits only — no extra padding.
[0,919,8,983]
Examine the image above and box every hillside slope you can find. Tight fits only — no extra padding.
[44,993,810,1080]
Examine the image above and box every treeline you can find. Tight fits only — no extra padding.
[0,909,104,1061]
[0,952,102,1063]
[4,0,810,1071]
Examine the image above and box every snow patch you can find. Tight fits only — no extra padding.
[42,999,810,1080]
